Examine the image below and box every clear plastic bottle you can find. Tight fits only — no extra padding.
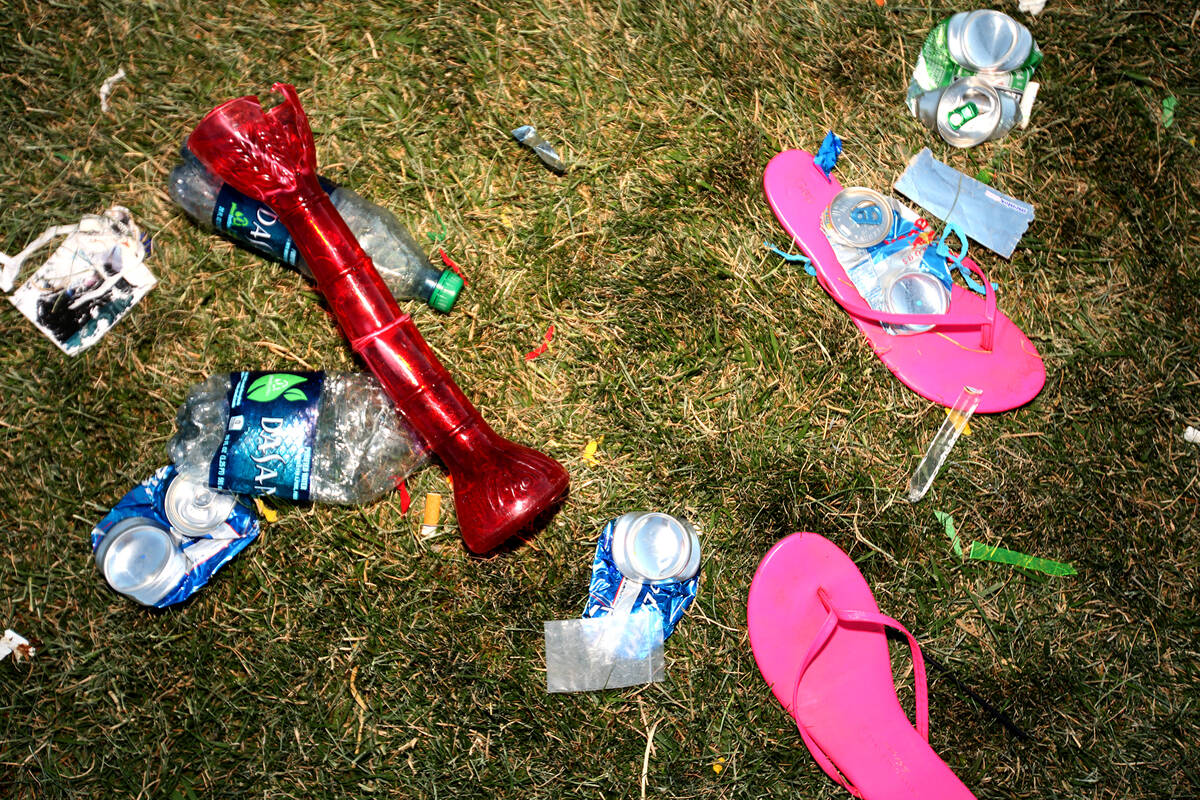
[169,373,427,504]
[168,147,463,313]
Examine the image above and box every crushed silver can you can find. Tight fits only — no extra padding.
[821,187,895,248]
[163,469,237,537]
[915,77,1020,148]
[946,10,1034,74]
[94,517,189,606]
[609,512,701,584]
[880,268,951,335]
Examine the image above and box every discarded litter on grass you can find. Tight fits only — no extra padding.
[1,630,35,662]
[99,68,126,113]
[1162,96,1178,128]
[933,511,964,556]
[908,387,983,503]
[968,542,1076,576]
[906,11,1042,147]
[525,324,555,360]
[545,612,665,692]
[419,493,442,539]
[91,466,259,607]
[512,125,566,173]
[813,130,842,182]
[5,206,156,356]
[895,148,1035,259]
[581,436,603,466]
[545,513,700,692]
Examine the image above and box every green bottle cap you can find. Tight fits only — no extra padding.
[428,269,464,313]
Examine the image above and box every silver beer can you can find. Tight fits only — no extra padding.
[821,187,895,248]
[880,269,951,335]
[94,517,189,606]
[610,512,701,584]
[916,77,1020,148]
[164,470,237,537]
[946,10,1034,74]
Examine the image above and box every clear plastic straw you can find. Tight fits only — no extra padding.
[907,386,983,503]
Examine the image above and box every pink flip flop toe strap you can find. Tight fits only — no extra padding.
[788,587,931,796]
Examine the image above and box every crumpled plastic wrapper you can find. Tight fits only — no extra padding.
[5,206,155,355]
[544,611,664,692]
[512,125,566,173]
[894,148,1034,259]
[1,630,35,662]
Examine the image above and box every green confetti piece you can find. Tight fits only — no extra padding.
[967,542,1077,577]
[426,209,448,243]
[933,510,963,556]
[1162,96,1177,128]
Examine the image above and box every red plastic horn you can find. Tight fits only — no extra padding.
[187,83,568,553]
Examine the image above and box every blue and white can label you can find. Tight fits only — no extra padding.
[91,465,259,608]
[583,515,700,641]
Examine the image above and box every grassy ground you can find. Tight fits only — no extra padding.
[1,0,1197,797]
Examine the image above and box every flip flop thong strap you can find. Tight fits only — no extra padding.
[788,587,930,795]
[805,244,998,351]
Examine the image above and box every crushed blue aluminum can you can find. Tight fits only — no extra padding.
[583,512,700,640]
[91,465,259,607]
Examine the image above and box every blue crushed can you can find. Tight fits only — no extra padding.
[91,466,259,607]
[583,512,701,640]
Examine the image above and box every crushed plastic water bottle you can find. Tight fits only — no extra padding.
[169,147,463,312]
[169,372,427,504]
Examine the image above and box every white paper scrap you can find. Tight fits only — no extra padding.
[99,68,127,113]
[1,629,35,661]
[7,206,156,356]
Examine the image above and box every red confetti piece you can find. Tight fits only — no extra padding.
[438,248,469,286]
[397,478,411,514]
[524,324,555,361]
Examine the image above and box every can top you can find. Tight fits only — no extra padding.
[935,78,1002,148]
[164,470,237,537]
[825,188,894,248]
[948,10,1033,74]
[610,512,701,583]
[94,517,187,605]
[882,270,951,334]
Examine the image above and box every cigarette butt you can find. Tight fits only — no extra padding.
[420,493,442,538]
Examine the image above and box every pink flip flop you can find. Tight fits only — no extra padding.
[747,532,977,800]
[764,148,1045,413]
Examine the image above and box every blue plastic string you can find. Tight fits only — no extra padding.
[764,242,815,276]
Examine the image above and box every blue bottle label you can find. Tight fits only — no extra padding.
[209,372,326,501]
[211,179,336,267]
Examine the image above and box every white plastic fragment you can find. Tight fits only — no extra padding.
[544,611,664,692]
[0,223,81,292]
[1018,82,1040,129]
[1184,426,1200,445]
[99,68,127,113]
[1017,0,1047,15]
[1,629,34,662]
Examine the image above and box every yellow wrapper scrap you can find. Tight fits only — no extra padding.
[254,498,278,523]
[581,435,604,466]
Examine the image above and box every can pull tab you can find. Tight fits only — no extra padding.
[947,102,980,131]
[850,203,884,226]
